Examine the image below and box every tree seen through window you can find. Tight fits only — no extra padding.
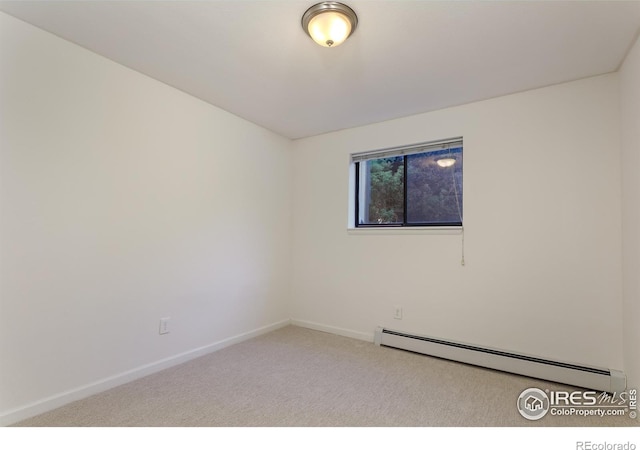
[357,146,462,227]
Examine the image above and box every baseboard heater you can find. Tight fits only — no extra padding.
[374,327,626,393]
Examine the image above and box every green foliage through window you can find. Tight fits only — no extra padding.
[366,156,404,224]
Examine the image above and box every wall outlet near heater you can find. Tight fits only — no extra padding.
[394,306,403,320]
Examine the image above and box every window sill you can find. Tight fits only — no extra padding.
[347,226,462,236]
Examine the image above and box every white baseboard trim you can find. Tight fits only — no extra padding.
[0,319,290,427]
[291,319,374,343]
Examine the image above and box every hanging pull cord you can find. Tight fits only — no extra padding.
[461,226,465,266]
[447,145,465,267]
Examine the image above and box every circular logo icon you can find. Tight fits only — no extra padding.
[517,388,550,421]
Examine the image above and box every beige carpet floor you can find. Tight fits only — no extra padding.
[12,326,638,427]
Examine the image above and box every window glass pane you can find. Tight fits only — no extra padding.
[406,148,463,224]
[360,156,404,225]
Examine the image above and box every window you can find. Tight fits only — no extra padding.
[353,138,463,228]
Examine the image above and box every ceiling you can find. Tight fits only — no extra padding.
[1,1,639,139]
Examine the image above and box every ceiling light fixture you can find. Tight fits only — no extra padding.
[437,158,456,168]
[302,2,358,48]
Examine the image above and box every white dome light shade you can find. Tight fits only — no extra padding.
[308,11,351,47]
[302,2,358,48]
[437,158,456,168]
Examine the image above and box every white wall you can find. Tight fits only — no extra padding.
[292,74,624,371]
[0,13,292,422]
[620,34,640,392]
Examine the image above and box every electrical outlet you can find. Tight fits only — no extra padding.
[159,317,170,335]
[394,306,403,320]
